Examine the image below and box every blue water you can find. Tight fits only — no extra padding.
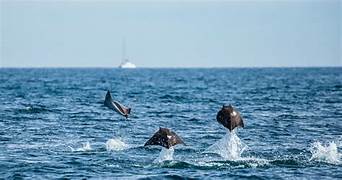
[0,68,341,179]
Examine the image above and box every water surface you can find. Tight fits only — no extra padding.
[0,68,341,179]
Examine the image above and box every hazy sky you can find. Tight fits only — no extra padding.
[1,0,341,68]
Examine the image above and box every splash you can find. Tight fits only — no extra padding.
[206,130,247,160]
[105,138,128,151]
[69,141,92,152]
[153,147,174,163]
[309,141,341,164]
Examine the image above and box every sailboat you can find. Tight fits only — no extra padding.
[118,39,136,69]
[119,59,136,68]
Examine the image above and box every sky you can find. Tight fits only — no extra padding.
[0,0,341,68]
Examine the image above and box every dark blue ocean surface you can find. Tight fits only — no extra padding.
[0,68,341,179]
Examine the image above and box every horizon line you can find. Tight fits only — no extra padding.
[0,65,341,69]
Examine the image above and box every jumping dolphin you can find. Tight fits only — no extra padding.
[144,127,185,149]
[216,105,244,132]
[104,90,131,118]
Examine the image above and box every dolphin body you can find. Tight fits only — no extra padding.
[144,127,185,149]
[104,90,131,118]
[216,105,244,132]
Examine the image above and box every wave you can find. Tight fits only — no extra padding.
[105,138,129,151]
[309,141,341,165]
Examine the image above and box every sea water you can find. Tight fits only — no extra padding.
[0,68,341,179]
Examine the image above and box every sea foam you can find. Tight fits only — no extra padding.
[69,141,92,152]
[206,130,247,160]
[153,147,174,163]
[309,141,340,164]
[105,138,128,151]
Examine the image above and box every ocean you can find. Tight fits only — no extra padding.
[0,68,341,179]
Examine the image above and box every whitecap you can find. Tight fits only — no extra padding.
[105,138,128,151]
[309,141,341,164]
